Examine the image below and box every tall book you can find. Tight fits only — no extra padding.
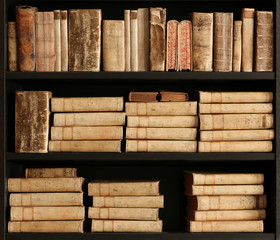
[124,10,131,71]
[35,12,44,71]
[166,20,178,71]
[130,10,138,71]
[8,22,18,71]
[60,10,68,71]
[54,10,61,71]
[233,21,242,72]
[178,20,192,71]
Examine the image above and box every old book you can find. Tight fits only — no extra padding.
[35,12,45,71]
[53,112,126,126]
[88,181,160,196]
[8,22,18,71]
[124,10,131,71]
[103,20,125,71]
[125,102,197,116]
[126,127,197,140]
[15,91,52,153]
[10,193,83,206]
[166,20,178,71]
[92,220,162,232]
[126,140,197,152]
[130,10,138,71]
[88,207,158,220]
[127,116,198,128]
[187,220,263,232]
[54,10,61,71]
[129,92,158,102]
[213,12,233,72]
[92,195,164,208]
[51,97,123,112]
[25,168,77,178]
[8,178,84,192]
[199,114,274,130]
[233,21,242,72]
[242,8,255,72]
[8,220,84,233]
[51,126,123,140]
[150,7,166,71]
[11,206,85,221]
[160,91,189,102]
[178,20,192,71]
[43,12,55,71]
[16,6,37,71]
[60,10,68,71]
[138,8,150,71]
[255,11,274,72]
[192,12,213,71]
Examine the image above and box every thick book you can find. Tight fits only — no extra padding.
[25,168,77,178]
[233,21,242,72]
[60,10,68,71]
[178,20,192,71]
[166,20,178,71]
[8,22,18,71]
[54,10,61,71]
[160,91,189,102]
[124,10,131,71]
[130,10,138,71]
[15,91,52,153]
[129,92,158,102]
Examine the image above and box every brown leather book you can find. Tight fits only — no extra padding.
[129,92,158,102]
[233,21,242,72]
[25,168,77,178]
[8,22,18,71]
[166,20,178,71]
[60,10,68,71]
[178,20,192,71]
[54,10,61,71]
[160,91,189,101]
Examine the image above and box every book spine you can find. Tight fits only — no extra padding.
[128,92,158,102]
[124,10,131,71]
[233,21,242,72]
[43,12,55,71]
[8,22,18,71]
[25,168,77,178]
[54,10,61,71]
[178,20,192,71]
[60,10,68,71]
[130,10,138,71]
[35,12,45,71]
[166,20,178,71]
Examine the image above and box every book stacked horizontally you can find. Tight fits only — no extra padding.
[88,181,164,232]
[8,168,85,233]
[49,97,125,152]
[198,91,274,152]
[185,172,267,232]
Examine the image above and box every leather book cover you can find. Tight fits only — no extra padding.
[8,22,18,71]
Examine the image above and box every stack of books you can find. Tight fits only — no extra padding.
[185,172,267,232]
[8,168,84,233]
[49,97,126,152]
[88,181,164,232]
[198,91,274,152]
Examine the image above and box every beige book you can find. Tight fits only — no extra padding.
[103,20,125,71]
[53,112,126,126]
[89,207,158,220]
[130,10,138,71]
[35,12,45,71]
[10,193,83,206]
[25,168,77,178]
[44,12,55,71]
[51,97,124,112]
[124,10,131,71]
[233,21,242,72]
[8,220,84,233]
[8,178,84,192]
[187,220,263,232]
[60,10,68,71]
[127,116,198,128]
[166,20,179,71]
[92,220,162,232]
[125,102,197,116]
[54,10,61,71]
[88,181,160,196]
[93,195,164,208]
[11,206,85,221]
[8,22,18,71]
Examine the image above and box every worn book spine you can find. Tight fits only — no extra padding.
[129,92,158,102]
[178,20,192,71]
[124,10,131,71]
[233,21,242,72]
[54,10,61,71]
[150,7,166,71]
[60,10,68,71]
[160,92,189,102]
[35,12,45,72]
[255,11,273,72]
[15,91,52,153]
[8,22,18,71]
[25,168,77,178]
[214,12,233,72]
[192,12,213,71]
[166,20,178,71]
[43,12,55,71]
[130,10,138,71]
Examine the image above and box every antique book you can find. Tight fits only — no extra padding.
[88,181,160,196]
[130,10,138,71]
[8,220,84,233]
[199,114,274,130]
[16,6,37,71]
[53,112,126,126]
[8,22,18,71]
[242,8,255,72]
[54,10,61,71]
[51,126,123,140]
[25,168,77,178]
[178,20,192,71]
[15,91,52,153]
[233,21,242,72]
[103,20,125,71]
[49,140,121,152]
[255,11,274,72]
[126,140,197,152]
[88,207,159,220]
[150,7,166,71]
[125,102,197,116]
[51,97,123,112]
[192,12,213,71]
[11,206,85,221]
[60,10,68,71]
[213,12,233,72]
[124,10,131,71]
[10,193,83,206]
[69,9,101,71]
[92,195,164,208]
[129,92,158,102]
[35,12,45,71]
[160,91,189,102]
[8,178,84,192]
[166,20,178,71]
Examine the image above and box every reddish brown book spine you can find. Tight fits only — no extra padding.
[166,20,178,71]
[178,20,192,71]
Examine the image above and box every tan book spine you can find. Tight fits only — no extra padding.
[129,92,158,102]
[150,7,166,71]
[130,10,138,71]
[8,178,84,192]
[51,126,123,140]
[242,8,255,72]
[124,10,131,71]
[35,12,45,71]
[255,11,273,72]
[89,207,158,220]
[92,220,162,232]
[166,20,178,71]
[25,168,77,178]
[8,22,18,71]
[44,12,55,71]
[88,181,160,196]
[11,206,85,221]
[92,195,164,208]
[178,20,192,71]
[53,112,126,126]
[233,21,242,72]
[125,102,197,116]
[159,91,189,102]
[8,220,84,233]
[60,10,68,71]
[54,10,61,71]
[10,193,83,206]
[103,20,125,71]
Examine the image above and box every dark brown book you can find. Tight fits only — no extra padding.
[129,92,158,102]
[159,91,189,102]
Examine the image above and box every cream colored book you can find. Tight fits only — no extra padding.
[233,21,242,72]
[124,10,131,71]
[25,168,77,178]
[54,10,61,71]
[60,10,68,71]
[130,10,138,71]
